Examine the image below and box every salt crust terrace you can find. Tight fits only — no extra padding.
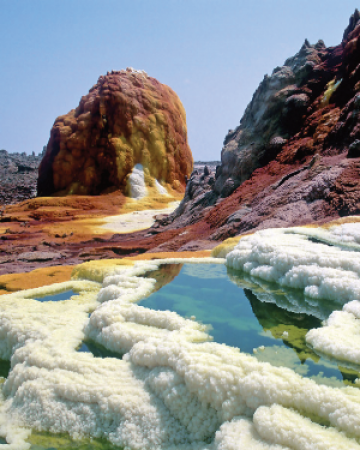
[1,220,360,449]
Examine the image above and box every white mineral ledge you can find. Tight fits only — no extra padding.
[101,201,180,233]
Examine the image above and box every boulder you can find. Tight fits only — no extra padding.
[37,68,193,197]
[348,139,360,158]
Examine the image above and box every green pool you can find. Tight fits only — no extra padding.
[141,263,360,386]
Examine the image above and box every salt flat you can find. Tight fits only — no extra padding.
[100,201,180,233]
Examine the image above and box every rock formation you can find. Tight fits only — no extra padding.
[147,9,360,247]
[37,68,193,197]
[216,38,326,197]
[4,12,360,273]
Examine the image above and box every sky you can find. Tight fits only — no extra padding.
[1,1,360,162]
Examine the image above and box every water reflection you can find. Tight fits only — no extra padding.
[143,263,183,292]
[141,263,360,387]
[0,358,10,378]
[227,267,340,320]
[33,290,79,302]
[78,340,124,359]
[244,288,322,364]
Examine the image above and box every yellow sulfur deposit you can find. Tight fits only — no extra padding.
[320,78,342,108]
[211,236,244,258]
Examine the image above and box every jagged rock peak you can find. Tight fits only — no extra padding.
[216,9,360,199]
[301,39,326,51]
[343,8,360,41]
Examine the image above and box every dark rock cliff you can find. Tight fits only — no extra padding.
[147,10,360,249]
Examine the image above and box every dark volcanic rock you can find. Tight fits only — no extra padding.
[146,10,360,247]
[154,164,220,230]
[18,251,63,262]
[215,38,329,195]
[0,149,45,206]
[348,139,360,157]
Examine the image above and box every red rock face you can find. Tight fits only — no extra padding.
[37,68,193,196]
[139,10,360,249]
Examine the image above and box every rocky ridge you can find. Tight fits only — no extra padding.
[146,10,360,246]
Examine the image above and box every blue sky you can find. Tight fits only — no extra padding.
[1,1,360,161]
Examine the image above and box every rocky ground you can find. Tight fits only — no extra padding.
[0,161,218,276]
[145,10,360,243]
[0,149,45,206]
[3,11,360,276]
[0,156,215,207]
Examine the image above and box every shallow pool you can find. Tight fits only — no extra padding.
[141,263,360,386]
[33,289,79,302]
[27,432,122,450]
[3,261,360,449]
[0,358,10,379]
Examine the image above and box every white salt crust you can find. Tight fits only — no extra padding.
[127,163,147,199]
[155,179,169,196]
[253,404,360,450]
[1,256,360,449]
[100,201,180,234]
[291,220,360,251]
[226,226,360,303]
[306,301,360,366]
[226,222,360,376]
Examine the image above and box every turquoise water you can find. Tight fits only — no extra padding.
[4,262,360,448]
[33,289,79,302]
[144,264,280,351]
[142,263,359,385]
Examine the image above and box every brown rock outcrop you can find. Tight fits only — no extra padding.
[37,68,192,196]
